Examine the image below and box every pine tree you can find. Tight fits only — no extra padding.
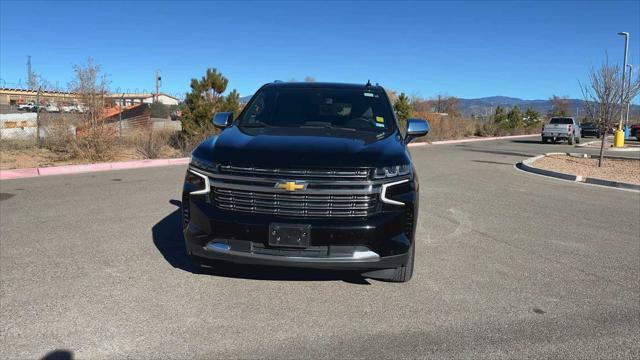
[493,105,507,125]
[219,89,240,117]
[394,92,412,130]
[524,107,540,127]
[181,68,238,137]
[506,106,523,128]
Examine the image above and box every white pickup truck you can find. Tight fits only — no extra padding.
[542,117,581,145]
[17,102,36,111]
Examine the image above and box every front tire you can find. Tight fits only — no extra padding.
[363,244,415,283]
[392,243,415,282]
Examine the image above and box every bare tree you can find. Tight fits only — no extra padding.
[385,89,398,105]
[441,96,460,117]
[580,59,640,166]
[67,58,116,161]
[548,95,571,117]
[69,57,110,125]
[304,76,316,82]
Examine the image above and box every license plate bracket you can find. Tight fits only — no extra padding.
[269,223,310,248]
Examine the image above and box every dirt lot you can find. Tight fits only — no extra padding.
[0,144,181,170]
[534,154,640,185]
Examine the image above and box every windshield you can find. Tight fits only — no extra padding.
[237,87,395,132]
[550,118,573,124]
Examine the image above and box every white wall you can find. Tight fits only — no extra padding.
[143,95,179,106]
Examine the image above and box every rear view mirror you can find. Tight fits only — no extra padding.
[405,119,430,144]
[213,112,233,129]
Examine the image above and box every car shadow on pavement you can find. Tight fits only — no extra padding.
[40,349,73,360]
[460,147,535,158]
[152,200,371,284]
[510,139,544,144]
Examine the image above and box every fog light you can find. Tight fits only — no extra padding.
[352,250,379,259]
[206,242,230,251]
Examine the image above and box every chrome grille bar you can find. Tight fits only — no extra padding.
[205,166,387,218]
[219,166,370,179]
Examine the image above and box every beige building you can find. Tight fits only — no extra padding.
[0,88,180,107]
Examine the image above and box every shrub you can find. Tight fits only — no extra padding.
[43,118,76,157]
[475,122,499,137]
[0,139,37,151]
[150,102,172,118]
[133,129,173,159]
[75,123,118,162]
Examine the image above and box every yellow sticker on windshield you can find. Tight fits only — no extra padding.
[376,116,384,123]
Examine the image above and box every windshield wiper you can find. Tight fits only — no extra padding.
[300,123,356,131]
[239,121,269,128]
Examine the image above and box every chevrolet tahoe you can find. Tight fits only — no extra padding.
[182,82,429,282]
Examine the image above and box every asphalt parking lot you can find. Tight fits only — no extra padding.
[1,137,639,359]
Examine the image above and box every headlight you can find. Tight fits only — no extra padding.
[190,155,217,173]
[373,164,412,179]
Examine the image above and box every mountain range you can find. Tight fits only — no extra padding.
[240,95,639,118]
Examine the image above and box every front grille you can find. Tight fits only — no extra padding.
[181,194,190,227]
[214,188,377,218]
[219,166,370,180]
[404,207,414,238]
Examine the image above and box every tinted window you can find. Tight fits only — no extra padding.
[238,87,395,132]
[550,118,573,124]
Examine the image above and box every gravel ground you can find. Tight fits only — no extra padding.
[534,154,640,184]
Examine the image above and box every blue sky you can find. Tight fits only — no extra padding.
[1,0,639,100]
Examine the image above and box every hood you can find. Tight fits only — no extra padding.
[192,126,409,169]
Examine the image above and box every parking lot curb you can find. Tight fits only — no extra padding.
[584,177,640,191]
[519,154,582,181]
[574,140,600,148]
[574,139,640,151]
[0,157,190,180]
[408,134,537,147]
[517,153,640,191]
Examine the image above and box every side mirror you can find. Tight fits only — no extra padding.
[213,112,233,129]
[404,118,429,144]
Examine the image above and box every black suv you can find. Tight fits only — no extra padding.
[182,82,429,282]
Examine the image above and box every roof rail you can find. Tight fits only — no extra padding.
[273,80,284,83]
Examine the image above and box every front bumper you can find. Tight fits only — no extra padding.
[182,178,417,271]
[542,132,570,139]
[582,130,599,137]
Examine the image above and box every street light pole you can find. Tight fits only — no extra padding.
[618,32,629,130]
[627,64,633,127]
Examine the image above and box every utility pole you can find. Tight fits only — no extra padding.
[119,92,125,136]
[155,70,161,103]
[35,87,41,147]
[26,56,35,89]
[627,64,633,127]
[618,32,629,130]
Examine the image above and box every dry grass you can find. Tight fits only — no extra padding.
[42,118,76,158]
[1,127,186,170]
[533,154,640,185]
[131,129,182,159]
[74,123,119,162]
[410,112,540,142]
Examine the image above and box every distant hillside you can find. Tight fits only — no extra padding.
[240,93,638,118]
[458,97,639,118]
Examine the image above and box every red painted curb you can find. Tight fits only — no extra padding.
[0,158,190,180]
[0,168,39,180]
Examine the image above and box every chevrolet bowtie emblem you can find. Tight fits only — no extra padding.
[276,181,306,192]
